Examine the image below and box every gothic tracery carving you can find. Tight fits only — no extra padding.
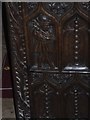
[43,2,73,20]
[79,2,90,13]
[6,2,90,119]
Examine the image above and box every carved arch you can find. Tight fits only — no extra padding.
[63,84,89,118]
[61,12,89,73]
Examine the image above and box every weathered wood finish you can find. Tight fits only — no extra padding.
[5,2,90,119]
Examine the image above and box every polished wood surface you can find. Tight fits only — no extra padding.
[5,2,90,119]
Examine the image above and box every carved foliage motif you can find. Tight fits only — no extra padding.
[31,72,90,90]
[30,72,74,118]
[79,2,90,14]
[31,72,74,88]
[31,72,90,118]
[25,2,38,15]
[7,3,31,119]
[47,73,74,88]
[6,2,90,119]
[80,74,90,87]
[30,72,43,85]
[43,2,73,20]
[28,13,57,70]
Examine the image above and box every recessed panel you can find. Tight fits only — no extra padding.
[62,15,89,72]
[27,13,58,71]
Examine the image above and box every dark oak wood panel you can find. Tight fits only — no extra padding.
[62,14,89,72]
[4,2,90,119]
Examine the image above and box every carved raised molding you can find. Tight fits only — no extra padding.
[5,2,90,119]
[62,14,89,72]
[30,73,74,88]
[6,3,31,119]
